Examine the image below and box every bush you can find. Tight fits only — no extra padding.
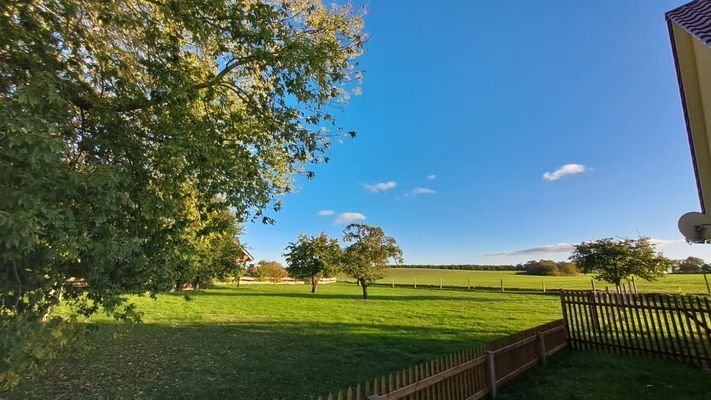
[673,257,705,274]
[522,260,580,276]
[248,261,288,282]
[557,262,580,276]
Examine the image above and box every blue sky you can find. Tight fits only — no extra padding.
[243,0,711,265]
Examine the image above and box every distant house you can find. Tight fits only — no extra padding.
[237,244,254,264]
[667,0,711,241]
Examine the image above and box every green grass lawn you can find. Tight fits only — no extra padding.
[9,283,561,400]
[498,350,711,400]
[376,268,711,294]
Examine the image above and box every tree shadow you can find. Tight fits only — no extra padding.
[8,320,504,400]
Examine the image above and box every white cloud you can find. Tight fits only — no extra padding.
[335,212,366,224]
[408,187,436,196]
[485,243,575,257]
[364,181,397,193]
[649,238,685,247]
[486,238,685,257]
[427,174,437,180]
[542,163,587,181]
[317,209,335,216]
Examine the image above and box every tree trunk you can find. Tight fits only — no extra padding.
[311,277,318,294]
[40,284,63,322]
[236,276,241,288]
[193,278,200,291]
[359,278,368,299]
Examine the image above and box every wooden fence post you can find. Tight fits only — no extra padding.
[487,351,497,398]
[468,278,471,290]
[414,278,416,289]
[704,273,710,294]
[589,291,600,331]
[440,278,443,289]
[631,276,638,294]
[392,277,395,288]
[591,279,596,292]
[542,280,546,293]
[500,280,504,293]
[537,332,547,366]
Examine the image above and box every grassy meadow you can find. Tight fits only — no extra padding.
[498,351,711,400]
[10,283,561,400]
[376,268,711,294]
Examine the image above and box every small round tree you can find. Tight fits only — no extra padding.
[342,224,403,299]
[570,237,673,288]
[284,233,342,293]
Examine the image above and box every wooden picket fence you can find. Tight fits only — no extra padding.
[561,290,711,368]
[315,319,567,400]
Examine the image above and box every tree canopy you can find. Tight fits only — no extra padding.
[284,232,342,293]
[673,257,705,274]
[521,260,579,276]
[342,224,402,299]
[1,0,365,321]
[570,238,673,286]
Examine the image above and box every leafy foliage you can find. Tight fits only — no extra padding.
[342,224,403,299]
[570,238,673,286]
[0,315,86,391]
[284,233,342,293]
[521,260,579,276]
[1,0,364,321]
[672,257,705,274]
[249,261,288,283]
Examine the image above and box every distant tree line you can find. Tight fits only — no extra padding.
[392,264,522,271]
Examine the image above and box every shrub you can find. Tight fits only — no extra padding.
[523,260,559,276]
[522,260,579,276]
[557,262,580,276]
[673,257,705,274]
[249,261,288,282]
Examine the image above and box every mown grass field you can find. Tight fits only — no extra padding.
[9,283,561,400]
[376,268,711,294]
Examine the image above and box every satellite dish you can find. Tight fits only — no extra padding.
[678,212,711,243]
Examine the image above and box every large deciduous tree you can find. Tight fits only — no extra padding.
[0,0,365,321]
[284,233,341,293]
[342,224,402,299]
[570,237,673,287]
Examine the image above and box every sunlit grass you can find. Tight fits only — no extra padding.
[10,283,561,400]
[376,269,711,294]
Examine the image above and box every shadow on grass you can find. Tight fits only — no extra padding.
[8,320,497,400]
[497,350,711,400]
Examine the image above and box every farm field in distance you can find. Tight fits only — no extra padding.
[9,284,561,400]
[376,268,711,294]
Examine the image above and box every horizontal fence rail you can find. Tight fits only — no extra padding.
[316,319,567,400]
[561,290,711,368]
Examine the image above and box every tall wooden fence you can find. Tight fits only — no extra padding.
[316,319,567,400]
[561,290,711,368]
